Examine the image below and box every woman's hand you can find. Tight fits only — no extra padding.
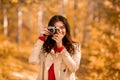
[52,29,64,47]
[39,27,50,39]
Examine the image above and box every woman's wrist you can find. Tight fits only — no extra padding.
[38,36,46,42]
[56,42,63,48]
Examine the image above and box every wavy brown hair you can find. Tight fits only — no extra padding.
[42,15,75,54]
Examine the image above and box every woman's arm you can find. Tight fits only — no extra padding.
[29,28,50,64]
[61,43,81,72]
[28,36,45,64]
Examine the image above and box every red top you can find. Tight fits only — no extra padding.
[39,36,64,80]
[48,64,56,80]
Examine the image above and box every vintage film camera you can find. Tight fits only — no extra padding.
[47,26,59,35]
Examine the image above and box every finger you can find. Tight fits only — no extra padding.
[52,35,58,40]
[52,37,57,41]
[53,34,59,37]
[52,35,59,39]
[40,27,50,36]
[58,28,62,33]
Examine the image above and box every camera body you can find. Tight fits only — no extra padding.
[47,26,58,35]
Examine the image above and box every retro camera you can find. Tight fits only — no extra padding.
[47,26,59,35]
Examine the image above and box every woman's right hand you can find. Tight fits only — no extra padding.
[39,27,50,39]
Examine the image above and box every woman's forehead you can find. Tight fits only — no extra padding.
[54,21,64,27]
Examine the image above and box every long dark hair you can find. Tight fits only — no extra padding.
[42,15,75,54]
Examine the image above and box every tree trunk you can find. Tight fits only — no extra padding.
[62,0,67,16]
[73,0,79,39]
[37,7,43,35]
[17,9,23,44]
[3,6,8,36]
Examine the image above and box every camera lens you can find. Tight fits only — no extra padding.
[47,26,56,34]
[49,29,55,33]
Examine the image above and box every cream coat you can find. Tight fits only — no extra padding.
[29,39,81,80]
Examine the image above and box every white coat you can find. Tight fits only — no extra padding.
[29,39,81,80]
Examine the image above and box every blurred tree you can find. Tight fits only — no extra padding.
[17,8,23,44]
[0,0,120,79]
[3,6,8,36]
[73,0,79,39]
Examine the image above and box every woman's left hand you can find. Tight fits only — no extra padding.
[52,29,64,47]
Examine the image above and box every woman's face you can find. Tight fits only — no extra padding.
[54,21,66,36]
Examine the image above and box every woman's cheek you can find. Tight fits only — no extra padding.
[62,31,65,35]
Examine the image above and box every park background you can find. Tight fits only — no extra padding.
[0,0,120,80]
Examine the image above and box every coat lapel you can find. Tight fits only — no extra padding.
[54,54,62,80]
[45,53,54,70]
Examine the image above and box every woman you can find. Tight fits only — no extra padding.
[29,15,81,80]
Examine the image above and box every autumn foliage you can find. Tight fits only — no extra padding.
[0,0,120,80]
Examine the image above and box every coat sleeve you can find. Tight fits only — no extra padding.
[61,43,81,72]
[28,39,44,64]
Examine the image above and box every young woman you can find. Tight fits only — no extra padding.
[29,15,81,80]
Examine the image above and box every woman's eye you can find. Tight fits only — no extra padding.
[60,26,65,29]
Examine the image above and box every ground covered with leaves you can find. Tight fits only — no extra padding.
[0,39,39,80]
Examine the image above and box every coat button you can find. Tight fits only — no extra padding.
[63,69,66,72]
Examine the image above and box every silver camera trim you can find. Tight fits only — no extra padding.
[47,26,59,34]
